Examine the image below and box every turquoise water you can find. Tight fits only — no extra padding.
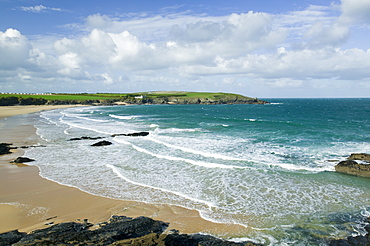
[26,99,370,245]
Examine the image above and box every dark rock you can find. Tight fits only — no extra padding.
[365,224,370,233]
[96,216,168,241]
[0,143,46,155]
[348,153,370,162]
[335,160,370,178]
[164,233,198,246]
[91,140,113,146]
[168,229,180,234]
[19,145,46,149]
[109,215,133,223]
[11,157,35,163]
[329,216,370,246]
[329,239,352,246]
[192,233,256,246]
[111,132,149,137]
[347,235,368,245]
[4,216,260,246]
[13,222,88,246]
[0,143,12,155]
[0,230,26,246]
[69,136,104,141]
[114,232,167,246]
[329,236,369,246]
[114,233,260,246]
[46,216,58,221]
[124,132,149,137]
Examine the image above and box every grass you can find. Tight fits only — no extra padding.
[0,91,256,104]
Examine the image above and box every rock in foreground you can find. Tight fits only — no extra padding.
[1,216,260,246]
[329,222,370,246]
[0,230,26,246]
[335,153,370,178]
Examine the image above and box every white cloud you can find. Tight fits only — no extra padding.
[84,13,226,42]
[167,11,286,57]
[340,0,370,24]
[1,3,370,97]
[100,73,113,84]
[0,29,31,69]
[19,5,63,13]
[180,46,370,82]
[109,31,144,64]
[57,52,84,78]
[303,22,349,48]
[170,20,223,43]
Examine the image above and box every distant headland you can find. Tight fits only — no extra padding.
[0,91,269,106]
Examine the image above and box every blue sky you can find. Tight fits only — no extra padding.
[1,0,370,97]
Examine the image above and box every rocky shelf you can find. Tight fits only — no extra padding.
[335,153,370,178]
[0,215,260,246]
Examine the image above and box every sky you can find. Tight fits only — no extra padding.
[1,0,370,98]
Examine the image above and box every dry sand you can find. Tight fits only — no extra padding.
[0,105,249,237]
[0,105,88,120]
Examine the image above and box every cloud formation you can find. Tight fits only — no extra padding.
[19,5,63,13]
[340,0,370,23]
[1,0,370,97]
[0,29,31,69]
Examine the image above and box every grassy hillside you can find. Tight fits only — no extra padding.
[0,92,268,106]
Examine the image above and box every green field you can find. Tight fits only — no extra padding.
[0,92,249,100]
[0,92,266,106]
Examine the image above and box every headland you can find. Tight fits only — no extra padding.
[0,91,269,106]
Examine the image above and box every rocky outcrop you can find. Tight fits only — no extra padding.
[69,132,150,141]
[0,230,26,246]
[0,143,13,155]
[348,153,370,162]
[112,132,149,137]
[91,140,113,146]
[329,220,370,246]
[11,157,35,163]
[121,97,269,105]
[335,154,370,178]
[69,136,104,141]
[0,215,260,246]
[0,143,46,156]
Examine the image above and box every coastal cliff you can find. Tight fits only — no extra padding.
[0,92,269,106]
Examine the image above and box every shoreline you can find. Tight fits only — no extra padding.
[0,105,249,238]
[0,105,90,120]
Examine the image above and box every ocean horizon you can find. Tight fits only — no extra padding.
[25,98,370,245]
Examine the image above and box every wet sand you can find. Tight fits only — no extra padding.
[0,105,248,237]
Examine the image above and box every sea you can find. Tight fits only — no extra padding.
[24,98,370,245]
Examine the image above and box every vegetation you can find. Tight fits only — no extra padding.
[0,92,268,106]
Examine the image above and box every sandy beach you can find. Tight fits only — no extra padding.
[0,105,248,237]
